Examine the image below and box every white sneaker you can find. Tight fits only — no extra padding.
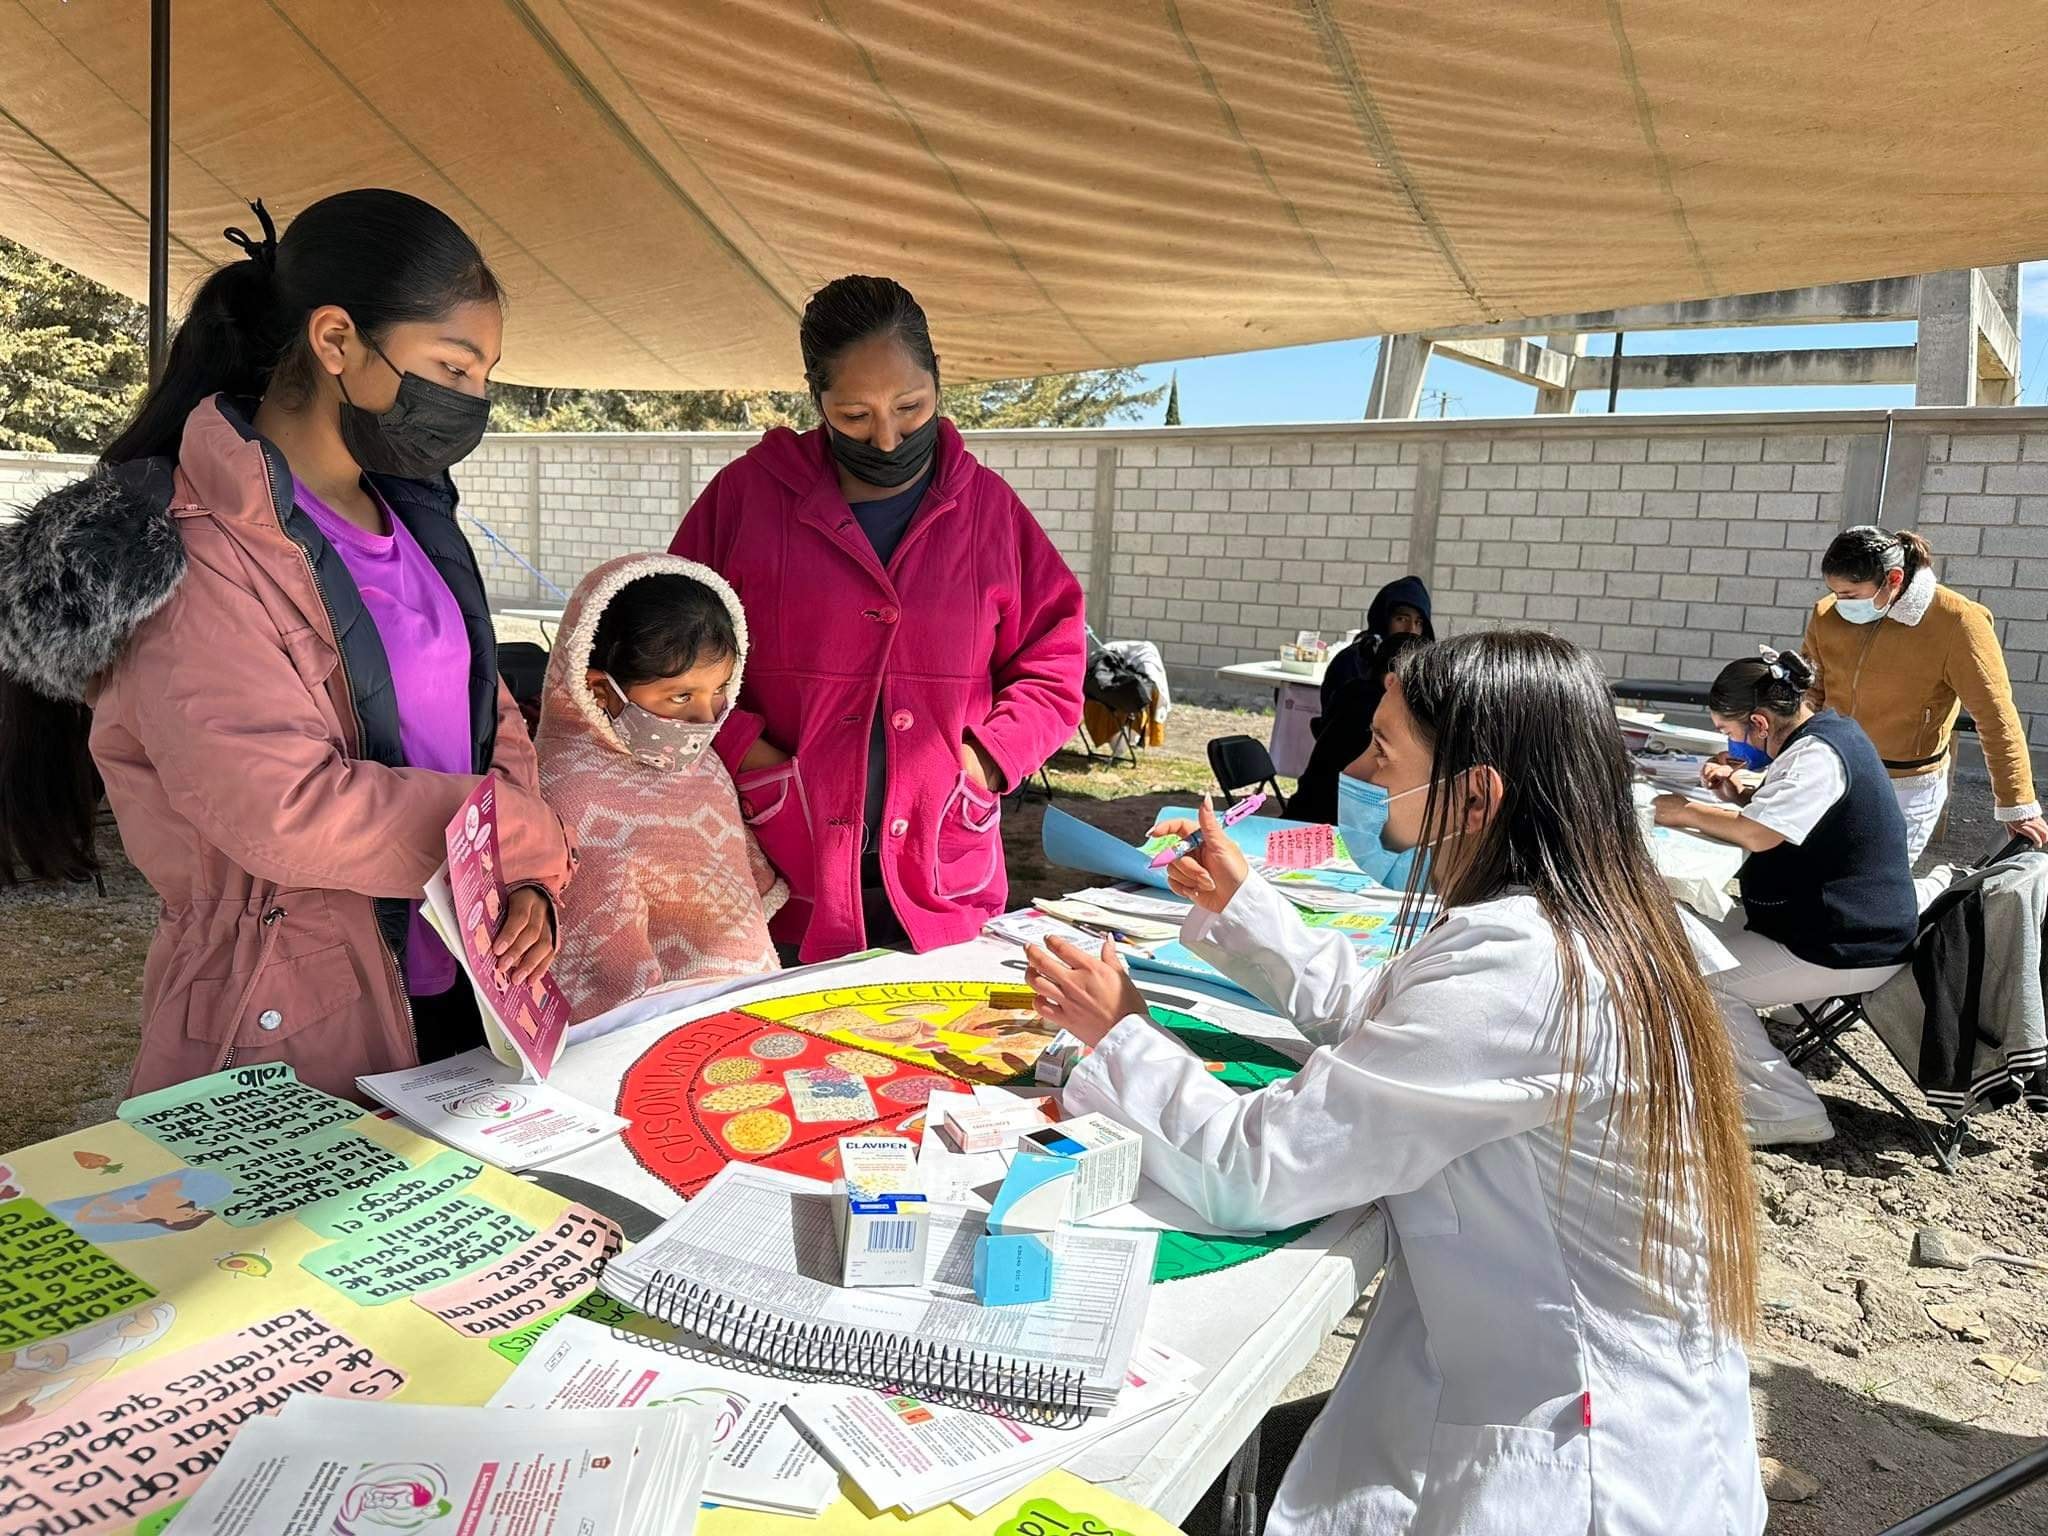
[1746,1113,1836,1147]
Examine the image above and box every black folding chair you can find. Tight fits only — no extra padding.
[496,640,550,739]
[1874,1440,2048,1534]
[1779,835,2031,1175]
[1208,735,1282,810]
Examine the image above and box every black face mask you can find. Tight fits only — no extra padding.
[825,412,939,489]
[338,342,490,479]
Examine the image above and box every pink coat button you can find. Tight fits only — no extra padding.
[889,818,909,837]
[892,710,914,731]
[876,605,900,624]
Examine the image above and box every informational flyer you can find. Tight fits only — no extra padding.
[357,1049,629,1171]
[491,1315,842,1516]
[426,779,572,1081]
[162,1395,711,1536]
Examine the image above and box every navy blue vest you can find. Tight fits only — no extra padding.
[1740,711,1918,968]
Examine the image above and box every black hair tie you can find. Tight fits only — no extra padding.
[222,198,278,271]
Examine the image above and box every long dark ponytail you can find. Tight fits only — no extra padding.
[1,190,499,882]
[105,190,500,464]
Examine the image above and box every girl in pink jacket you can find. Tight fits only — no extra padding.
[535,554,783,1022]
[673,276,1086,962]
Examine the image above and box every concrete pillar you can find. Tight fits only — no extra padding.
[1365,334,1432,419]
[1879,430,1930,528]
[525,444,544,603]
[1916,269,1982,406]
[1841,433,1885,528]
[1534,333,1586,414]
[1409,442,1445,584]
[1086,446,1119,633]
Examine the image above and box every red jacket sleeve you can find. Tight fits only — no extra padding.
[970,493,1086,792]
[672,468,768,775]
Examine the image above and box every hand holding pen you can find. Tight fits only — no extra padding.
[1149,796,1252,914]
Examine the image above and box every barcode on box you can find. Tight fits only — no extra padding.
[867,1220,917,1253]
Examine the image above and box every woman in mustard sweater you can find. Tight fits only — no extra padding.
[1803,526,2046,861]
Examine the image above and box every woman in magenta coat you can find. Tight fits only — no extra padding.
[671,276,1085,961]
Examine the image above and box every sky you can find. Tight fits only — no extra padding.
[1128,264,2048,426]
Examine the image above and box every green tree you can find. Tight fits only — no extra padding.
[0,238,146,453]
[942,367,1165,430]
[489,366,1164,436]
[488,384,814,435]
[1164,371,1181,426]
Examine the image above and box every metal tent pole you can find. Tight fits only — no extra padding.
[147,0,171,383]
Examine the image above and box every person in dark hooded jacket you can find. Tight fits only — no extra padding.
[1288,633,1427,824]
[1319,575,1433,718]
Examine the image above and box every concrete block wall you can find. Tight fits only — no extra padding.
[461,406,2048,751]
[19,410,2048,751]
[0,452,93,522]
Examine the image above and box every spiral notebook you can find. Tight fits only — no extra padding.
[599,1165,1155,1425]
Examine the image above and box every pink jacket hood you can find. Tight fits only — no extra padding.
[536,551,751,758]
[534,553,781,1021]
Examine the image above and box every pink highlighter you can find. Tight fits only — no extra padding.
[1149,794,1267,869]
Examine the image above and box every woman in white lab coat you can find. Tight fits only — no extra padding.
[1026,630,1764,1536]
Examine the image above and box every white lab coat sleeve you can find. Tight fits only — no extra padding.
[1062,903,1581,1234]
[1180,872,1382,1046]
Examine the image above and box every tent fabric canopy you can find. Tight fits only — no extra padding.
[2,0,2043,390]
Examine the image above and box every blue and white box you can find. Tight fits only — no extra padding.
[972,1145,1076,1305]
[834,1135,929,1288]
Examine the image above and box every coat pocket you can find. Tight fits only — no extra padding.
[1386,1168,1461,1239]
[932,772,1002,901]
[1415,1417,1591,1536]
[181,944,365,1052]
[736,759,816,903]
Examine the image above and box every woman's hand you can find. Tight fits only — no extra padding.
[961,739,1002,794]
[2009,815,2048,849]
[1154,798,1249,914]
[738,737,790,773]
[1025,936,1148,1047]
[492,887,557,987]
[1699,761,1749,804]
[1652,793,1690,828]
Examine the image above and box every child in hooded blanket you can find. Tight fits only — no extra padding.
[536,555,785,1022]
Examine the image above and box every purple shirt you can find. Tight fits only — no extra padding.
[295,478,472,996]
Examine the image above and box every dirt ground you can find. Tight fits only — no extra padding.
[3,698,2044,1533]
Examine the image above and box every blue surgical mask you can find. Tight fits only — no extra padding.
[1336,774,1424,889]
[1833,595,1886,625]
[1725,737,1772,771]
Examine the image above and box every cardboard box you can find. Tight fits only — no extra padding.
[834,1136,929,1288]
[1021,1113,1142,1220]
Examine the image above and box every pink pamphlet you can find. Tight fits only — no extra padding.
[436,779,571,1080]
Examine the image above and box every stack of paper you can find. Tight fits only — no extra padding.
[491,1315,841,1516]
[357,1048,628,1171]
[599,1165,1156,1416]
[790,1339,1201,1516]
[167,1396,713,1536]
[1032,895,1180,945]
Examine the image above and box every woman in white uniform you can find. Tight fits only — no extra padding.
[1654,651,1918,1147]
[1027,630,1763,1536]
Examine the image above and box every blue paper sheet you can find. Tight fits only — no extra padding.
[1041,804,1336,891]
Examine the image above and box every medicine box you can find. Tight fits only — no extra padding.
[971,1146,1075,1305]
[1021,1113,1142,1220]
[834,1135,929,1288]
[1034,1029,1086,1088]
[936,1094,1053,1154]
